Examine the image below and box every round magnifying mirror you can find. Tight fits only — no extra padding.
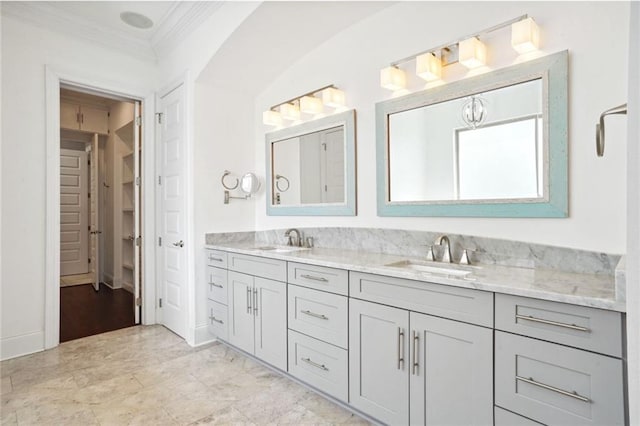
[240,173,260,195]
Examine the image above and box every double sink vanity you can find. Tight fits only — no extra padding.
[203,230,626,426]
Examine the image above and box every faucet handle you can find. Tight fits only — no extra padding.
[459,249,474,265]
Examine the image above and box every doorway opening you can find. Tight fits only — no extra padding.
[59,86,143,342]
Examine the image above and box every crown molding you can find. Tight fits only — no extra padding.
[152,2,224,60]
[1,2,157,62]
[1,2,223,63]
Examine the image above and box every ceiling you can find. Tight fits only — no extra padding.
[198,1,393,96]
[1,1,223,62]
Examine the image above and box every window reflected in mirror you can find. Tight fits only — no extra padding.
[388,78,544,203]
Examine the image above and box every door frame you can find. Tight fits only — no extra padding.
[155,72,196,345]
[44,66,157,349]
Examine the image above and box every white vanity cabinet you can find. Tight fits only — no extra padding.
[349,297,493,426]
[205,249,228,340]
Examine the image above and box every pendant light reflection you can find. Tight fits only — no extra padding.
[461,96,487,129]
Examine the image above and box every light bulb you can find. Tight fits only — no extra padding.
[280,103,301,121]
[512,17,540,54]
[262,110,282,126]
[459,37,487,69]
[322,87,346,108]
[416,52,442,82]
[380,66,407,90]
[300,96,323,114]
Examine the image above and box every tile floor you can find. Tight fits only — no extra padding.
[0,325,368,425]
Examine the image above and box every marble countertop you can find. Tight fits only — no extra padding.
[204,243,625,312]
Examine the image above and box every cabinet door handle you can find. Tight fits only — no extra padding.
[300,310,328,320]
[301,357,329,371]
[209,315,223,325]
[412,330,419,375]
[397,327,405,370]
[80,113,84,124]
[300,274,328,282]
[246,287,252,314]
[515,314,590,332]
[516,376,591,403]
[253,288,258,315]
[209,255,223,262]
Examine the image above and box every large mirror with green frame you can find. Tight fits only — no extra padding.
[376,50,568,217]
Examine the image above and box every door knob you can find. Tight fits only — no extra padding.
[172,240,184,247]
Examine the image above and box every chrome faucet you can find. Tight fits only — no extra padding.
[435,235,452,263]
[284,228,302,247]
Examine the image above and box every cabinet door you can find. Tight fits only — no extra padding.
[349,299,409,425]
[254,277,287,371]
[409,312,493,426]
[227,271,254,354]
[80,104,109,135]
[60,101,80,130]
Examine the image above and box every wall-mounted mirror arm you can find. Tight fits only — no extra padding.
[275,174,290,192]
[596,104,627,157]
[222,171,260,204]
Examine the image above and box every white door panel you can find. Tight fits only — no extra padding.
[158,86,187,337]
[60,148,88,276]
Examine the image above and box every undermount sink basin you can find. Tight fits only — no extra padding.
[385,260,475,277]
[251,245,309,253]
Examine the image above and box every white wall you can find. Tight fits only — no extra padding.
[253,1,629,254]
[0,15,156,359]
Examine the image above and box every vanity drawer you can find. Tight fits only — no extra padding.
[207,299,228,341]
[205,249,227,268]
[288,330,348,402]
[228,253,286,282]
[288,262,348,296]
[495,331,624,426]
[349,272,493,327]
[494,407,544,426]
[495,294,623,357]
[206,266,228,304]
[288,284,348,349]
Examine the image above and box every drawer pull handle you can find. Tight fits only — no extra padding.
[516,376,591,403]
[301,357,329,371]
[209,282,223,289]
[300,274,329,282]
[397,327,405,370]
[209,256,223,262]
[209,316,224,325]
[300,310,329,320]
[515,314,590,332]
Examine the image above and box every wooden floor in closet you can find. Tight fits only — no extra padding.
[60,283,135,342]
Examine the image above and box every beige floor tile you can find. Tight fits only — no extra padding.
[190,405,256,425]
[2,375,78,412]
[1,409,17,426]
[269,404,333,425]
[91,400,177,426]
[15,400,99,425]
[299,393,369,424]
[70,373,143,404]
[0,376,12,395]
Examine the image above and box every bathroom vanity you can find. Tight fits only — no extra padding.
[204,236,626,426]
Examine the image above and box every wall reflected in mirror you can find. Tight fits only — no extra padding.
[266,109,356,216]
[388,78,543,203]
[272,126,345,206]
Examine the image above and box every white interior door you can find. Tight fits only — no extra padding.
[322,127,345,203]
[89,135,100,291]
[157,85,187,338]
[60,148,89,276]
[133,101,141,324]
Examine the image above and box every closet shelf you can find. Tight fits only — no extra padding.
[122,179,134,185]
[123,263,134,271]
[123,207,134,213]
[123,151,134,159]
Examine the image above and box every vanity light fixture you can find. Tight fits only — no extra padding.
[459,37,487,69]
[263,84,345,127]
[380,66,407,90]
[300,95,324,114]
[280,102,301,121]
[511,17,540,54]
[416,52,442,82]
[322,87,346,108]
[380,15,539,90]
[262,110,283,126]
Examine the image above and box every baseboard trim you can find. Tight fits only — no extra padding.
[194,324,216,347]
[1,331,44,361]
[121,282,134,294]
